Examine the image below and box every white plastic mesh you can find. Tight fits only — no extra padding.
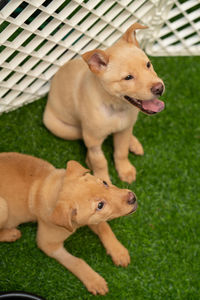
[0,0,199,114]
[146,0,200,56]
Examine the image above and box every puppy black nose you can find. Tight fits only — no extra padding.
[127,192,137,205]
[151,82,164,96]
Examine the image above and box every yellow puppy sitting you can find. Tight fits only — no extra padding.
[43,23,165,184]
[0,152,137,295]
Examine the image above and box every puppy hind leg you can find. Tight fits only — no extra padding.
[43,107,82,140]
[0,196,21,242]
[89,222,130,267]
[0,228,21,242]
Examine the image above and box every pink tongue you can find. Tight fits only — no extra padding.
[142,99,165,113]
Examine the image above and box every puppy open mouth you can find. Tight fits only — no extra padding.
[124,95,165,115]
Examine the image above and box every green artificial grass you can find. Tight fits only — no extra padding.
[0,56,200,300]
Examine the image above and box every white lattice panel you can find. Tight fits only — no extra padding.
[0,0,199,114]
[146,0,200,56]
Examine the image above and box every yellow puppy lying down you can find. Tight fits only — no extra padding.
[43,23,165,184]
[0,152,137,295]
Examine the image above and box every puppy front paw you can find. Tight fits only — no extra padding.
[116,161,136,183]
[85,273,108,295]
[129,135,144,156]
[108,244,130,267]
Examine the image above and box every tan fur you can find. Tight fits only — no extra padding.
[43,23,164,183]
[0,152,137,295]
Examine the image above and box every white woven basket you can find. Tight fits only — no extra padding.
[0,0,199,114]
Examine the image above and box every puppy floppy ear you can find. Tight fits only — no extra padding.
[82,49,109,73]
[122,23,148,47]
[51,202,77,232]
[66,160,90,179]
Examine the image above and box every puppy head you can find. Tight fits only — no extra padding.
[82,23,165,115]
[51,161,137,231]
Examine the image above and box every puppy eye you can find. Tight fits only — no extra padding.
[147,61,151,68]
[103,180,109,187]
[97,201,105,210]
[124,75,134,80]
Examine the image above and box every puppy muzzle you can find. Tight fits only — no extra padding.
[126,191,137,215]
